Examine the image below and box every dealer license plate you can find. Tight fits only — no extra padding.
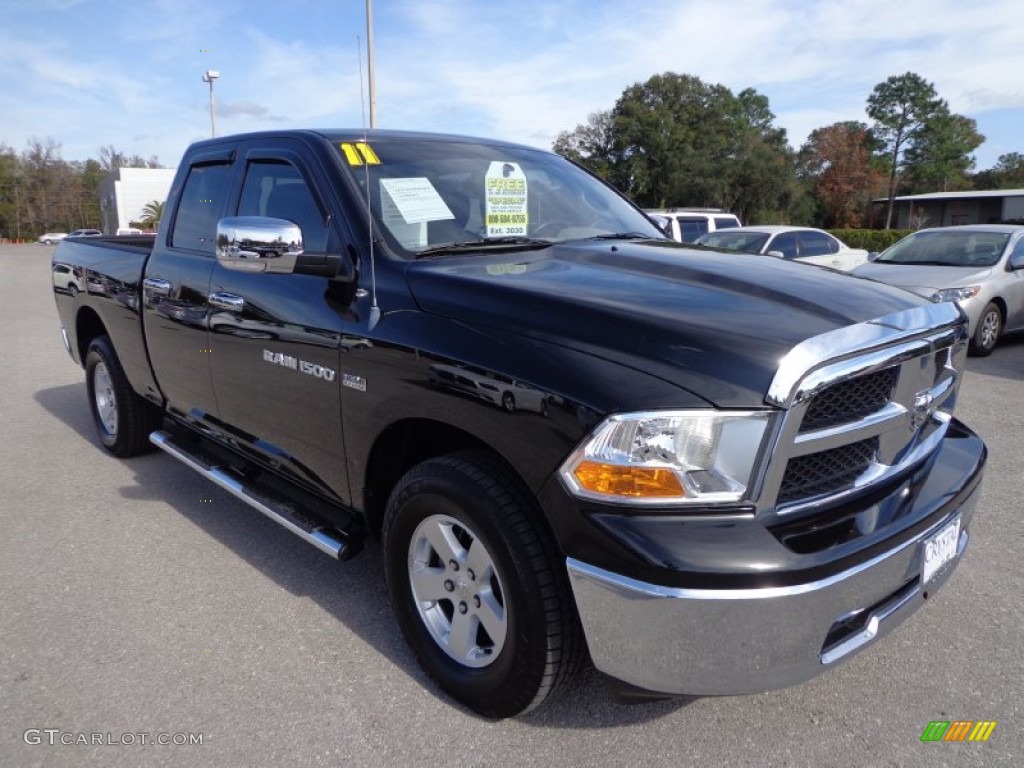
[922,517,960,585]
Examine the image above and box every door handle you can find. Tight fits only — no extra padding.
[143,277,172,295]
[209,292,245,312]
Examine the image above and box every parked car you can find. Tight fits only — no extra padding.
[697,226,870,272]
[37,232,68,245]
[644,208,741,243]
[853,224,1024,355]
[68,228,103,238]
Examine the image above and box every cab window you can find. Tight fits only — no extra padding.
[237,161,328,253]
[171,163,233,254]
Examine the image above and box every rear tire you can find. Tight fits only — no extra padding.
[382,451,583,718]
[969,302,1001,357]
[85,335,162,457]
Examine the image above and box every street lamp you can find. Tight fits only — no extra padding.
[202,70,220,137]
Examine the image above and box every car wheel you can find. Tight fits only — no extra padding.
[85,335,162,457]
[382,452,583,718]
[44,239,52,245]
[69,284,78,297]
[501,392,516,413]
[969,302,1001,357]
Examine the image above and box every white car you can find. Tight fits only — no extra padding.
[644,209,742,243]
[696,226,870,272]
[37,232,68,245]
[52,263,83,295]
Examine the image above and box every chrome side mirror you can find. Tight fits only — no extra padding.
[216,216,303,274]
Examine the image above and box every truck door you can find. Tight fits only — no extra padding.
[207,143,353,504]
[142,150,237,425]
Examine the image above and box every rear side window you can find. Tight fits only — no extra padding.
[799,231,838,256]
[171,163,233,254]
[770,232,799,259]
[679,217,709,242]
[713,216,739,230]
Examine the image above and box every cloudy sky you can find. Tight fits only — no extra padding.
[2,0,1023,170]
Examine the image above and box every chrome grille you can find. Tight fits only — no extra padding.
[777,438,878,504]
[799,367,898,432]
[757,304,968,517]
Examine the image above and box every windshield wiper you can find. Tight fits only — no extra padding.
[414,237,552,258]
[584,232,658,241]
[878,259,961,266]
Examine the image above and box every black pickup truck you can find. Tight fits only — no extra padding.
[52,129,986,718]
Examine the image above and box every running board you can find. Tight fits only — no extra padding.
[149,430,354,560]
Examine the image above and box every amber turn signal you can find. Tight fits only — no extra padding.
[572,461,685,498]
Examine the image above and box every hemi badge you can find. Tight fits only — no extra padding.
[342,373,367,392]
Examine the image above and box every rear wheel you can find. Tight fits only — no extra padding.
[85,335,162,457]
[382,452,583,718]
[969,302,1001,356]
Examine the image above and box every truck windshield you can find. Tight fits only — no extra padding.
[336,137,663,258]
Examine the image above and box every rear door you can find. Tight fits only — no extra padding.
[206,140,355,503]
[142,149,237,424]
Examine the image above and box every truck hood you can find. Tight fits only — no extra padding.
[852,263,994,297]
[405,241,925,407]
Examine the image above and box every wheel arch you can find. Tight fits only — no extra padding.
[361,417,550,544]
[75,306,107,366]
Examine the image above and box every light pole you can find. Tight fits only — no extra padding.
[202,70,220,137]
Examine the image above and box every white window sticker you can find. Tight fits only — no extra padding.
[484,162,528,237]
[380,185,426,249]
[379,178,454,224]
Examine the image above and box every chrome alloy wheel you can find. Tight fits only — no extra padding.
[979,308,1000,350]
[93,362,118,436]
[408,514,507,668]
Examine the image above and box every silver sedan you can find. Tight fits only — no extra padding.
[853,224,1024,355]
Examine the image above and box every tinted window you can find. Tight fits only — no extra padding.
[769,232,799,259]
[697,231,770,253]
[713,216,739,230]
[799,231,838,256]
[171,163,233,254]
[1009,237,1024,268]
[679,218,709,242]
[238,161,328,253]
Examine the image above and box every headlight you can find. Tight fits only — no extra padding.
[559,410,772,505]
[931,285,980,303]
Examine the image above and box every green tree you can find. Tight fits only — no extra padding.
[552,110,616,180]
[139,199,165,229]
[904,114,984,192]
[798,121,884,228]
[867,72,948,228]
[975,152,1024,189]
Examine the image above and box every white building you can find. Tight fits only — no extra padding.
[98,167,177,234]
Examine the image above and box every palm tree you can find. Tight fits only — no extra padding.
[139,199,165,230]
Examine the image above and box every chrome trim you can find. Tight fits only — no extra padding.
[60,326,71,357]
[208,292,245,312]
[767,303,963,407]
[216,216,303,274]
[143,277,172,296]
[792,402,907,452]
[565,486,978,696]
[149,431,347,559]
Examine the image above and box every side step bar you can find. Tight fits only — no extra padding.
[150,430,355,560]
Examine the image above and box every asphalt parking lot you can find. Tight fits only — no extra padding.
[1,243,1021,767]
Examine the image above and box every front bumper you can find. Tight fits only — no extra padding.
[565,431,984,696]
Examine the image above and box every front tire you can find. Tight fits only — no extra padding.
[382,452,583,718]
[85,335,162,457]
[969,302,1001,356]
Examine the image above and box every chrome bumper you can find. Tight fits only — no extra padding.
[566,488,978,696]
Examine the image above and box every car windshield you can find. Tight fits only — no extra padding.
[875,230,1009,267]
[696,231,771,253]
[337,137,663,258]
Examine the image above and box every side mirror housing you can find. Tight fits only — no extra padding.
[766,250,785,258]
[216,216,350,278]
[867,251,880,262]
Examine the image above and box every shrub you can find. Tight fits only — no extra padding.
[828,229,913,252]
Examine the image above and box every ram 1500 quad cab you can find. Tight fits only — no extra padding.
[52,129,986,718]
